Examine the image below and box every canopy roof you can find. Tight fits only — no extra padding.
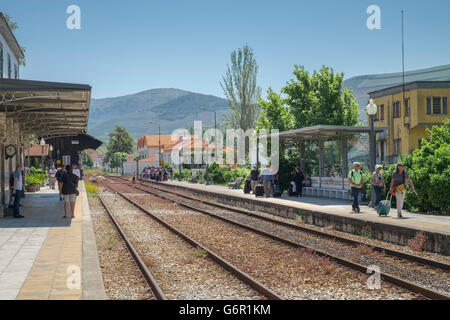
[0,78,91,139]
[263,125,385,142]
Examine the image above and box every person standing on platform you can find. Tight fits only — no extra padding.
[390,163,415,218]
[12,164,24,219]
[371,164,386,208]
[294,167,305,197]
[73,165,81,179]
[56,166,66,201]
[348,162,364,213]
[62,165,79,219]
[250,165,259,194]
[261,164,273,198]
[48,166,57,190]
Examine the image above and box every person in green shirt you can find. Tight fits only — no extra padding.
[348,162,364,213]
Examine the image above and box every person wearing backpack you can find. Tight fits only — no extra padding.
[348,162,364,213]
[389,163,415,218]
[62,165,79,219]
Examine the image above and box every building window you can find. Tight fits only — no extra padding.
[380,104,384,120]
[404,98,409,116]
[433,97,441,114]
[14,64,18,79]
[393,138,402,155]
[444,97,448,115]
[7,53,11,78]
[393,101,401,118]
[426,97,431,114]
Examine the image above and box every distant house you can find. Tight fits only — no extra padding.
[137,135,179,164]
[85,149,104,168]
[24,144,50,168]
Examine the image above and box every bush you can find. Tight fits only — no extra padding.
[85,181,99,198]
[25,173,47,185]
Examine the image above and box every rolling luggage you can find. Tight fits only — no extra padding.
[254,184,264,197]
[272,183,282,197]
[288,181,297,196]
[377,194,392,216]
[243,179,252,194]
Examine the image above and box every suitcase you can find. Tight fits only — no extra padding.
[272,183,282,197]
[377,194,392,216]
[288,182,297,196]
[243,179,252,194]
[254,184,264,197]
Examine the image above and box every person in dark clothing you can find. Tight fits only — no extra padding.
[250,165,259,194]
[294,167,305,197]
[12,164,24,218]
[62,165,79,219]
[56,167,66,201]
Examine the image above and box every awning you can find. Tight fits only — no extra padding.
[0,78,91,139]
[262,125,385,142]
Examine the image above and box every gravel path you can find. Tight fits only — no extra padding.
[110,189,420,300]
[89,197,154,300]
[100,192,264,300]
[134,183,450,296]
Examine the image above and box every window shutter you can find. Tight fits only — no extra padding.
[426,97,431,114]
[444,97,448,115]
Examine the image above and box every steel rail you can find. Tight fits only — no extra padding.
[112,178,450,300]
[98,195,168,300]
[103,181,284,300]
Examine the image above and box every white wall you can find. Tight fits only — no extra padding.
[0,32,20,79]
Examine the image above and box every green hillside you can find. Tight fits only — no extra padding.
[87,88,230,141]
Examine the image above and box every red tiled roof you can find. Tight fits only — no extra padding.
[139,157,156,162]
[85,149,103,162]
[24,144,50,157]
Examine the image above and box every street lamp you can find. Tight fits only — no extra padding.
[200,107,217,163]
[366,98,377,207]
[49,145,53,167]
[149,122,161,166]
[178,145,183,182]
[40,138,46,174]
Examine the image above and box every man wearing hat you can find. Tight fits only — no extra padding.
[348,162,364,213]
[390,163,415,218]
[371,164,386,208]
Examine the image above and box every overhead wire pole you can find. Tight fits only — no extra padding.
[402,10,405,113]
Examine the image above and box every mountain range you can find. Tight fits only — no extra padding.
[87,64,450,141]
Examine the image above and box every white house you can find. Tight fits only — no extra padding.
[0,13,22,79]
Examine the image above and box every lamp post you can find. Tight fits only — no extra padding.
[366,98,378,207]
[40,138,45,174]
[200,107,217,163]
[178,146,182,182]
[49,145,53,167]
[149,122,161,166]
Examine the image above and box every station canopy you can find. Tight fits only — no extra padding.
[264,125,385,143]
[0,78,91,139]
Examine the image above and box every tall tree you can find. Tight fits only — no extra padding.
[106,126,134,163]
[221,44,261,130]
[82,150,94,168]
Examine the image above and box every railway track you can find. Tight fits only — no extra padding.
[99,178,283,300]
[104,176,450,300]
[138,178,450,272]
[98,195,167,300]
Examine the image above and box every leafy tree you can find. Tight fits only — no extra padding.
[110,152,128,169]
[257,65,360,191]
[221,44,261,130]
[106,126,134,164]
[82,150,94,168]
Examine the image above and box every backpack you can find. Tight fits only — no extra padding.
[350,169,363,183]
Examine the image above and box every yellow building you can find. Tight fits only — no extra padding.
[368,81,450,163]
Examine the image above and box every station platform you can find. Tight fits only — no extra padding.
[150,179,450,255]
[0,182,105,300]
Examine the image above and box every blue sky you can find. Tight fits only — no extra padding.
[3,0,450,99]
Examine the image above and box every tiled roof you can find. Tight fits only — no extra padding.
[24,144,50,157]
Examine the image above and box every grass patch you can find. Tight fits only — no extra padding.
[85,181,99,198]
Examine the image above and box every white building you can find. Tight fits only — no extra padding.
[0,13,22,79]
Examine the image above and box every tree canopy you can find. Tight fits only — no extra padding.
[221,44,261,130]
[106,125,134,163]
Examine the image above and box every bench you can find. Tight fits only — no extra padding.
[228,177,243,189]
[302,176,352,200]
